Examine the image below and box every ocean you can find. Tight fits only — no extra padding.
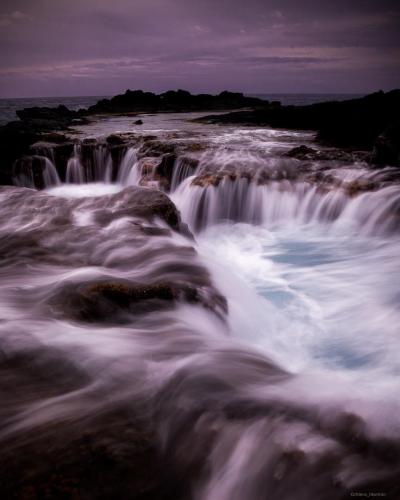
[0,93,363,126]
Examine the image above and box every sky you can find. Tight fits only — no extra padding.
[0,0,399,97]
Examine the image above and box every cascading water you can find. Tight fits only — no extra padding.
[13,155,60,188]
[3,113,400,499]
[173,177,400,235]
[66,144,85,183]
[117,146,141,185]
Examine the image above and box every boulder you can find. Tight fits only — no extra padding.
[51,279,206,322]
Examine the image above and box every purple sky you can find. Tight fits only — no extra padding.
[0,0,399,97]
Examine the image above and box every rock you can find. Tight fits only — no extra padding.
[95,186,186,232]
[138,140,176,158]
[371,122,400,166]
[285,145,318,160]
[346,179,377,196]
[51,279,208,322]
[0,121,43,184]
[197,89,400,152]
[285,145,357,163]
[154,154,177,190]
[191,174,223,187]
[86,89,268,115]
[134,119,143,125]
[12,155,48,189]
[0,107,83,185]
[106,134,126,145]
[16,104,78,121]
[0,403,180,500]
[106,133,131,145]
[39,132,70,144]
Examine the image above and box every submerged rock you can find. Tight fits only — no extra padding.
[51,277,226,323]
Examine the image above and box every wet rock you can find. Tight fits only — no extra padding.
[106,133,131,145]
[285,145,318,160]
[51,278,219,322]
[138,139,176,158]
[346,179,377,196]
[154,153,177,190]
[106,133,126,145]
[0,406,182,500]
[191,174,223,187]
[0,108,83,185]
[185,142,204,152]
[102,186,185,231]
[285,144,357,163]
[140,158,158,176]
[12,155,49,189]
[40,132,70,144]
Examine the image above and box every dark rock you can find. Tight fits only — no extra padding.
[285,145,357,163]
[106,133,127,145]
[154,153,177,190]
[87,89,267,115]
[371,121,400,166]
[39,132,70,144]
[12,155,48,189]
[0,109,80,185]
[96,186,186,233]
[16,104,78,121]
[134,119,143,125]
[285,145,318,160]
[0,405,181,500]
[138,140,176,158]
[198,89,400,153]
[0,121,42,184]
[51,278,210,322]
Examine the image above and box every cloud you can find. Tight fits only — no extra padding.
[0,10,31,27]
[0,0,398,96]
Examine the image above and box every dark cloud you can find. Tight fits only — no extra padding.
[0,0,399,96]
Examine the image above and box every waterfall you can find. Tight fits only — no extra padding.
[13,155,60,188]
[42,157,61,187]
[93,144,113,182]
[65,144,113,183]
[66,145,85,183]
[173,177,400,235]
[118,147,140,185]
[170,157,199,191]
